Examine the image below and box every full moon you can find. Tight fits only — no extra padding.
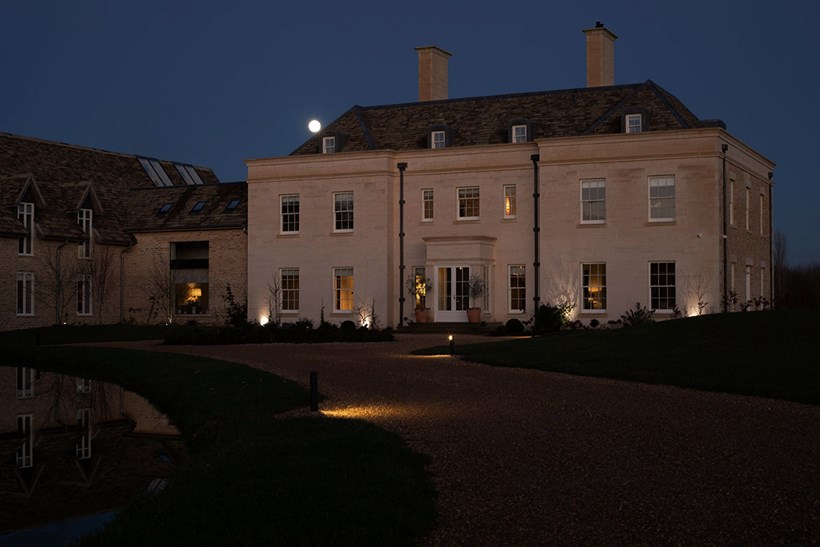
[308,119,321,133]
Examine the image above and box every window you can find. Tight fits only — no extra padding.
[760,266,765,298]
[18,202,34,255]
[457,187,480,220]
[76,378,92,394]
[649,262,676,311]
[582,263,606,311]
[581,179,606,223]
[413,267,428,309]
[511,125,528,143]
[745,265,752,302]
[17,272,34,316]
[649,176,675,221]
[333,192,354,231]
[431,130,446,149]
[16,414,33,468]
[422,189,434,221]
[509,265,526,313]
[729,180,735,226]
[333,268,354,312]
[78,208,92,258]
[159,203,173,215]
[225,199,241,212]
[190,201,206,214]
[625,114,642,133]
[171,241,209,315]
[503,185,516,218]
[323,136,336,154]
[77,409,91,460]
[16,367,33,398]
[281,268,299,312]
[281,195,300,233]
[77,274,92,315]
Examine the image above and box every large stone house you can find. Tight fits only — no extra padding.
[0,132,246,330]
[246,25,774,327]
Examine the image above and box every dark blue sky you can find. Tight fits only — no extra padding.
[2,1,817,263]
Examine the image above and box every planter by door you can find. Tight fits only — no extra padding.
[414,308,430,323]
[466,308,481,323]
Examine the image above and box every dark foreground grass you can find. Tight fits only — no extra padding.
[0,346,436,546]
[0,324,171,346]
[417,309,820,406]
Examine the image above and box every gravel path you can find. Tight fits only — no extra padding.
[103,335,820,545]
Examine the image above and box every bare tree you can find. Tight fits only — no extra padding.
[683,274,711,316]
[142,248,176,324]
[266,273,282,325]
[78,245,117,324]
[773,230,788,308]
[36,242,78,324]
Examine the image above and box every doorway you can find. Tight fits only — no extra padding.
[436,266,470,322]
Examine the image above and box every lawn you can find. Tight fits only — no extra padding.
[0,345,436,546]
[417,309,820,406]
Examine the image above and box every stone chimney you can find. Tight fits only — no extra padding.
[415,46,452,101]
[583,22,617,87]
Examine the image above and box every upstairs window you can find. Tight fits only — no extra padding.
[159,202,173,215]
[503,185,516,218]
[78,208,92,259]
[16,367,33,399]
[511,125,528,143]
[224,199,241,212]
[581,179,606,223]
[431,130,446,149]
[17,202,34,255]
[457,187,480,220]
[422,189,434,221]
[333,192,354,231]
[649,176,675,221]
[190,201,207,214]
[323,136,336,154]
[625,113,643,134]
[281,195,300,233]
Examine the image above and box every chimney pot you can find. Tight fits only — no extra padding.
[583,24,617,87]
[415,46,452,102]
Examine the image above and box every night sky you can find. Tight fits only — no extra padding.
[2,1,817,263]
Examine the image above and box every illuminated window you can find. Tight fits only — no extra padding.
[281,268,299,312]
[503,185,516,218]
[649,176,675,221]
[18,202,34,255]
[323,136,336,154]
[171,241,209,315]
[333,267,354,312]
[509,265,526,313]
[16,414,32,468]
[457,187,480,220]
[582,263,606,311]
[581,179,606,223]
[422,189,434,221]
[77,408,91,460]
[281,195,300,233]
[334,192,354,231]
[16,367,33,399]
[17,272,34,316]
[77,274,92,316]
[625,114,642,133]
[431,130,446,149]
[649,262,676,311]
[511,125,528,143]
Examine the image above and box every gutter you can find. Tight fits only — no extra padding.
[397,162,408,327]
[531,154,541,312]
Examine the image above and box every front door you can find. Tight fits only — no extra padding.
[436,266,471,322]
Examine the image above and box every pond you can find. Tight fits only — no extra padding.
[0,366,186,545]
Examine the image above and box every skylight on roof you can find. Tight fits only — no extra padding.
[175,164,196,185]
[190,201,207,213]
[158,202,173,214]
[185,166,205,185]
[224,199,241,212]
[138,157,174,187]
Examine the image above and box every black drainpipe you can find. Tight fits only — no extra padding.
[397,162,408,328]
[531,154,541,312]
[721,143,729,312]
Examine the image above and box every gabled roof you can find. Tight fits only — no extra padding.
[126,182,247,233]
[291,80,724,155]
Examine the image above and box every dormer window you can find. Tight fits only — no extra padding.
[323,136,336,154]
[78,208,92,259]
[625,113,643,134]
[512,125,528,143]
[431,130,446,149]
[17,202,34,255]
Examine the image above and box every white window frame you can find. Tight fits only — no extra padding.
[649,261,676,312]
[333,267,354,313]
[508,265,526,313]
[581,263,606,312]
[422,189,434,222]
[625,113,642,133]
[280,194,300,234]
[77,408,92,460]
[503,185,516,219]
[280,268,299,313]
[77,273,92,316]
[78,208,92,259]
[580,179,606,223]
[76,377,92,393]
[18,202,34,256]
[745,265,752,302]
[16,367,33,399]
[511,124,528,143]
[431,130,446,149]
[333,192,354,232]
[16,414,33,468]
[648,175,675,222]
[17,272,34,316]
[322,136,336,154]
[457,187,480,220]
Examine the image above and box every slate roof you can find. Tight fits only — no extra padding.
[1,132,239,245]
[291,80,724,155]
[126,183,247,232]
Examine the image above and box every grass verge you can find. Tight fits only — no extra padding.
[0,346,436,546]
[416,310,820,406]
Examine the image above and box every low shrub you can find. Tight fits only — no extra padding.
[620,302,655,327]
[163,321,394,345]
[505,318,525,334]
[532,302,573,334]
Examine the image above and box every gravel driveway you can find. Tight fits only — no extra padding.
[107,335,820,545]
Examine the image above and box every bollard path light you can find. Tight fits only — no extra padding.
[449,334,455,355]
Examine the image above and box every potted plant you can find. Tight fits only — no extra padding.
[406,275,433,323]
[467,274,484,323]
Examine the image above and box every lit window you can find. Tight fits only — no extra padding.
[16,367,33,399]
[159,203,173,215]
[16,414,33,468]
[78,208,92,259]
[323,136,336,154]
[503,185,516,218]
[16,272,34,316]
[171,241,209,315]
[333,267,354,312]
[77,274,92,316]
[190,201,206,214]
[281,195,300,233]
[509,265,526,313]
[512,125,528,143]
[77,408,91,460]
[17,202,34,255]
[649,176,675,221]
[457,187,480,220]
[649,262,676,311]
[422,189,434,221]
[225,199,241,212]
[281,268,299,312]
[333,192,354,231]
[582,263,606,311]
[431,130,446,149]
[625,114,642,133]
[581,179,606,223]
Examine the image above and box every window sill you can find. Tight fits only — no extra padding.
[455,218,480,223]
[278,232,300,237]
[580,310,607,316]
[502,216,517,222]
[331,230,354,235]
[645,220,676,226]
[577,222,606,228]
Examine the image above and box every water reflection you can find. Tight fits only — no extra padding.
[0,366,185,535]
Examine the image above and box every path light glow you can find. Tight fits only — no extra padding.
[308,119,321,133]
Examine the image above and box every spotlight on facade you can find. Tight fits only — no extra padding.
[259,315,269,326]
